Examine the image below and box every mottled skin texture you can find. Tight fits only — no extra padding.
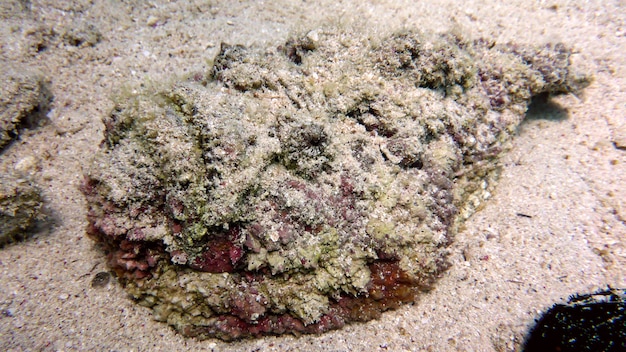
[82,28,588,340]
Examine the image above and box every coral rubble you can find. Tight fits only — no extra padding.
[82,28,588,340]
[0,66,51,151]
[0,65,49,245]
[0,165,44,246]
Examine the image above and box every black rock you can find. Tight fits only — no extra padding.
[523,288,626,352]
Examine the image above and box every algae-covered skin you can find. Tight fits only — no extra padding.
[82,28,589,340]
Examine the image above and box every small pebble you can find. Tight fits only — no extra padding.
[613,135,626,150]
[91,271,111,288]
[146,16,159,26]
[14,155,38,174]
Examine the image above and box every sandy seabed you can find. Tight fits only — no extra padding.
[1,1,625,351]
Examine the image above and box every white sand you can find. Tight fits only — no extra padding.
[1,0,624,351]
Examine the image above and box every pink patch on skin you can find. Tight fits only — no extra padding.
[244,233,261,252]
[120,252,136,259]
[190,238,245,273]
[128,228,145,241]
[170,250,188,265]
[146,253,158,267]
[229,246,244,264]
[171,222,183,234]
